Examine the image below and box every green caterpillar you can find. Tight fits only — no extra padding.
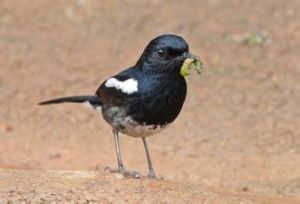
[180,57,203,77]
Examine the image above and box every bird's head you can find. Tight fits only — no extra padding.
[136,34,198,76]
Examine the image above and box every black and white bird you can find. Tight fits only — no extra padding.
[39,34,200,179]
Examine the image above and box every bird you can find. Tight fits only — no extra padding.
[39,34,200,179]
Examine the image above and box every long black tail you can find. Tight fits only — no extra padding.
[39,95,101,106]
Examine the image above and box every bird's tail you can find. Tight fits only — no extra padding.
[39,95,101,106]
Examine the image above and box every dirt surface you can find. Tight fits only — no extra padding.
[0,0,299,202]
[0,168,298,203]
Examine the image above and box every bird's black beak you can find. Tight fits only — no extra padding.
[182,52,199,61]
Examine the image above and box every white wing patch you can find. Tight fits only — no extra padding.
[105,78,138,94]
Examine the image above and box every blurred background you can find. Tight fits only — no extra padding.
[0,0,299,199]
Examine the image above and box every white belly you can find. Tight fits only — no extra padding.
[101,106,169,138]
[119,117,169,137]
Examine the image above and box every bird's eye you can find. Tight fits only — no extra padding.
[157,49,166,57]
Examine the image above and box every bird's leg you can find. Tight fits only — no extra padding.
[105,130,140,178]
[142,137,157,179]
[113,130,125,171]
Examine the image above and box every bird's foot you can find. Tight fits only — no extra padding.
[104,166,141,179]
[147,170,157,179]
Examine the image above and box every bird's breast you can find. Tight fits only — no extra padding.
[130,75,187,125]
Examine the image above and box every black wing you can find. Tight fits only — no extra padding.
[95,68,139,106]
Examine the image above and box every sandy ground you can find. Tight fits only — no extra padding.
[1,168,299,203]
[0,0,299,202]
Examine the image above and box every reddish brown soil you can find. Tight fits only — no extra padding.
[0,0,299,202]
[1,169,298,203]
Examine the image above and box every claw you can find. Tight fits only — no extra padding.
[147,171,157,179]
[127,171,141,179]
[104,166,141,179]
